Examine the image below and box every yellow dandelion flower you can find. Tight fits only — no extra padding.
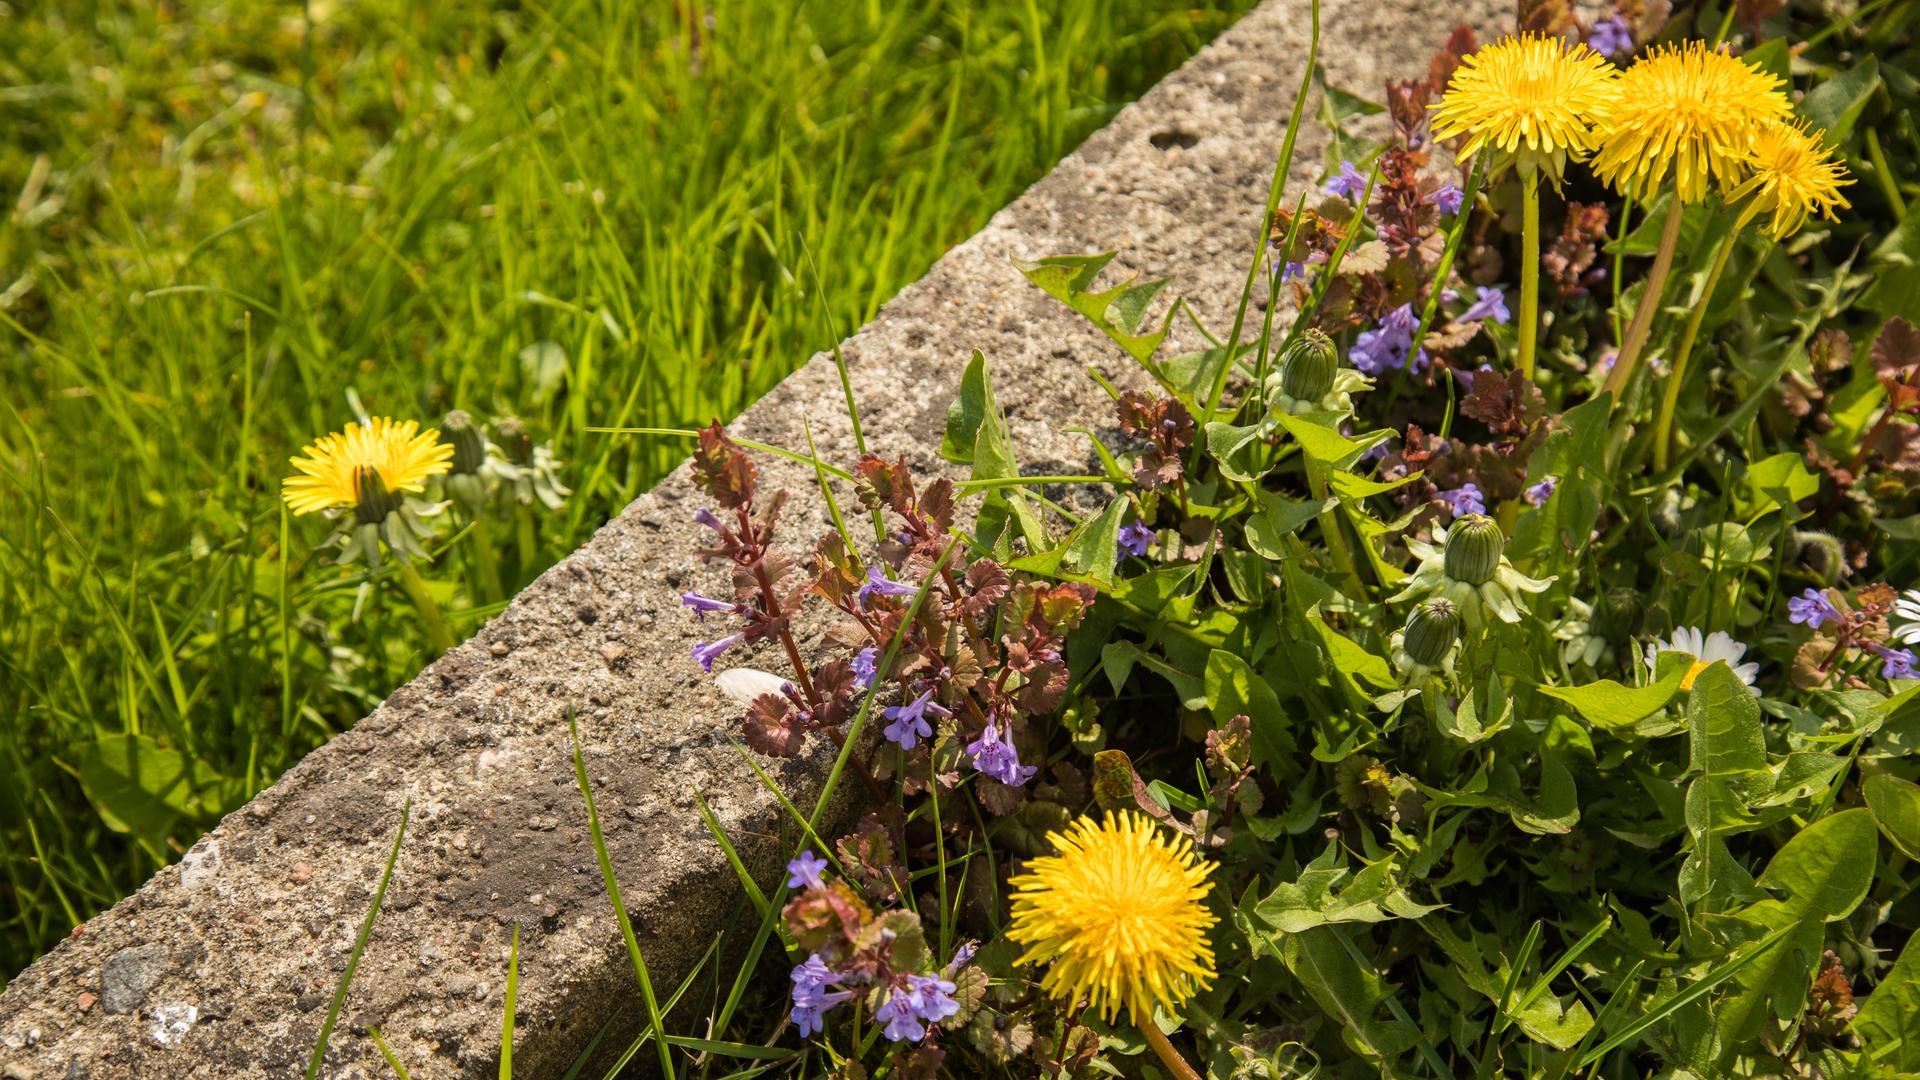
[1590,41,1792,203]
[1006,811,1215,1022]
[1430,34,1620,180]
[1728,117,1852,239]
[282,417,453,516]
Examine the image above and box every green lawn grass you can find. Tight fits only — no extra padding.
[0,0,1255,981]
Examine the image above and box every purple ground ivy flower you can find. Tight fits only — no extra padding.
[1350,303,1428,375]
[944,943,977,976]
[1524,476,1558,507]
[680,591,737,623]
[1460,285,1511,325]
[692,633,742,672]
[1279,259,1308,284]
[1875,645,1917,680]
[693,508,724,531]
[1437,483,1486,518]
[1428,182,1465,216]
[1587,15,1634,58]
[1323,159,1368,200]
[882,688,947,750]
[1788,588,1841,630]
[857,565,918,610]
[785,850,829,890]
[965,721,1038,786]
[875,975,960,1043]
[851,646,878,689]
[1118,522,1154,558]
[790,954,853,1038]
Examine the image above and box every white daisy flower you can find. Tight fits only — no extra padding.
[1894,588,1920,646]
[1644,627,1761,696]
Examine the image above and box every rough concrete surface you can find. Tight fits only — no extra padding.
[0,0,1505,1074]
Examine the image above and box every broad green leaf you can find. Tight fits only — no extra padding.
[1327,468,1420,500]
[1742,452,1820,515]
[1715,900,1826,1045]
[1255,843,1441,933]
[1014,252,1173,364]
[1854,931,1920,1067]
[1687,662,1766,779]
[72,733,236,839]
[1276,928,1419,1064]
[1307,615,1395,690]
[1541,662,1687,732]
[1798,58,1879,147]
[1244,491,1334,560]
[1205,649,1297,766]
[1205,421,1272,482]
[1422,921,1594,1051]
[1272,413,1389,471]
[941,350,990,464]
[1061,499,1127,587]
[1756,807,1875,921]
[1864,773,1920,860]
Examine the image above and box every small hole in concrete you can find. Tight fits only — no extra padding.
[1149,129,1199,150]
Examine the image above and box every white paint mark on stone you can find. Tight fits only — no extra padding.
[178,840,219,890]
[149,1003,197,1046]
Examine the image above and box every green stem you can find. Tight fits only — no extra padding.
[1518,168,1542,383]
[468,516,505,604]
[1307,461,1364,598]
[1653,228,1741,471]
[1603,195,1686,403]
[396,560,456,654]
[515,505,538,571]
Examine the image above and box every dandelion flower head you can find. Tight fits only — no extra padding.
[1728,117,1852,239]
[282,417,454,515]
[1430,34,1621,179]
[1006,811,1215,1022]
[1589,40,1792,203]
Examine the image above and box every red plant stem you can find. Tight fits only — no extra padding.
[737,505,818,705]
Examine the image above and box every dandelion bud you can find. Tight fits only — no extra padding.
[1403,600,1461,667]
[1280,329,1339,403]
[352,465,404,525]
[493,416,533,466]
[439,410,488,475]
[1442,514,1504,586]
[1594,587,1645,642]
[1790,529,1847,586]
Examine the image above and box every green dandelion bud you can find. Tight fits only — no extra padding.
[439,410,488,476]
[1790,529,1847,587]
[1443,514,1504,587]
[352,465,405,526]
[493,416,533,466]
[1594,587,1645,642]
[1403,600,1462,667]
[1280,329,1339,403]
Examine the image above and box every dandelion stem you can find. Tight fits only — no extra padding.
[1518,168,1542,383]
[1654,228,1741,471]
[467,516,506,603]
[396,560,456,654]
[1604,195,1685,402]
[1140,1022,1203,1080]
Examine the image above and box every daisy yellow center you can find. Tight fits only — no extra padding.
[1728,117,1852,240]
[1680,658,1713,691]
[1006,811,1215,1023]
[282,417,454,516]
[1589,41,1792,203]
[1430,34,1620,172]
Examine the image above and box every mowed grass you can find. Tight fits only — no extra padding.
[0,0,1255,980]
